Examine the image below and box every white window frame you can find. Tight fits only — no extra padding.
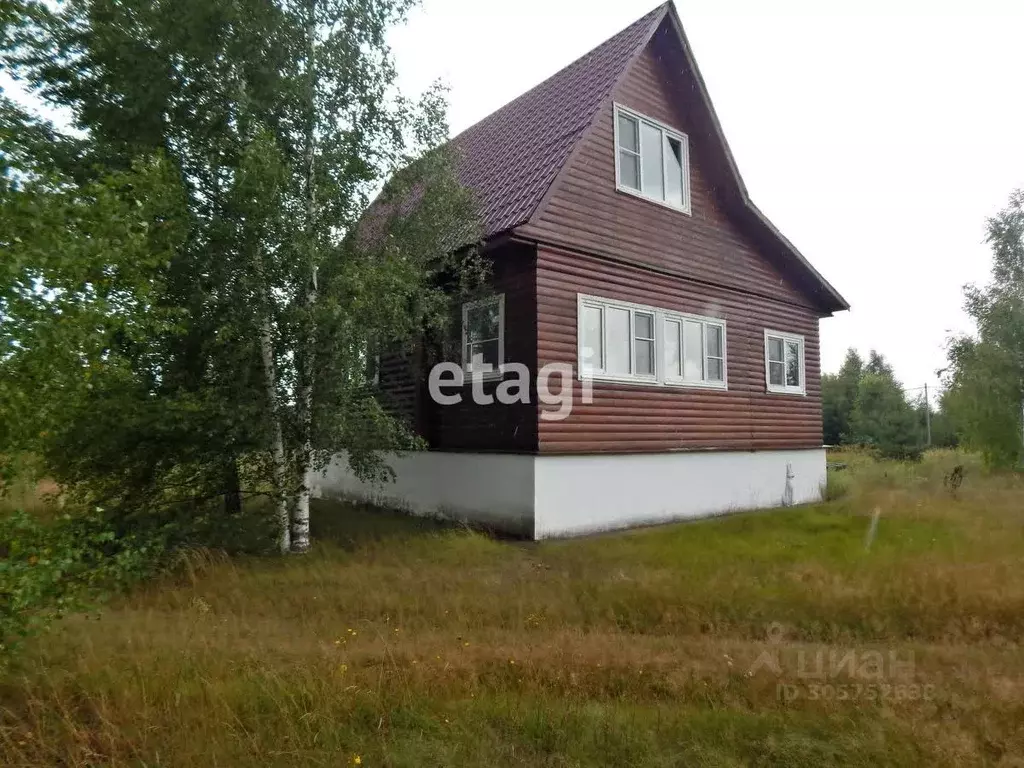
[462,294,504,380]
[613,103,691,215]
[764,329,806,395]
[662,314,728,389]
[577,293,726,390]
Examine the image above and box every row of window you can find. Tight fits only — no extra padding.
[462,294,807,395]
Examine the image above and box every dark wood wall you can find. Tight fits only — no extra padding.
[378,240,823,455]
[425,242,539,452]
[535,244,822,453]
[376,242,539,453]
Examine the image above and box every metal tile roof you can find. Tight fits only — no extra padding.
[450,4,667,238]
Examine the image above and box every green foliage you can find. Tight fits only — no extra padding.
[1,0,483,553]
[0,482,279,664]
[943,190,1024,468]
[823,349,925,460]
[922,392,959,449]
[822,349,863,444]
[1,156,188,458]
[945,337,1022,467]
[0,508,165,662]
[849,371,923,461]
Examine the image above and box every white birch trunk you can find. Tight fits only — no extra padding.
[260,317,291,554]
[290,0,318,554]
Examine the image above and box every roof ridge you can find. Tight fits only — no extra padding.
[451,2,667,144]
[450,3,668,238]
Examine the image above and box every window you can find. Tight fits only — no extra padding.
[764,330,805,395]
[614,104,690,213]
[663,317,726,386]
[579,298,657,380]
[578,294,726,389]
[462,295,504,377]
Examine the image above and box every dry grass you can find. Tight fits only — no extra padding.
[3,449,1024,766]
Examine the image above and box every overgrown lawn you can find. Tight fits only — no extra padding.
[2,450,1023,766]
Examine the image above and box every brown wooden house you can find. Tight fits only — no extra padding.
[315,1,848,538]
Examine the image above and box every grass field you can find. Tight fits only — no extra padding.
[2,450,1024,766]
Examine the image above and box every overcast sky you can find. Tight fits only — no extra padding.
[390,0,1024,403]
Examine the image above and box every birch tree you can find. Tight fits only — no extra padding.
[3,0,481,552]
[944,190,1024,467]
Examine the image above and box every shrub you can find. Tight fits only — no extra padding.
[874,441,924,463]
[0,508,166,663]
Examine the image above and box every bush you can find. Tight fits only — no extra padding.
[874,441,924,463]
[0,508,167,663]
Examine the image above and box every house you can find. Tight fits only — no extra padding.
[314,1,849,538]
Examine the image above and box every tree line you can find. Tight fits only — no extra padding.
[824,189,1024,467]
[822,349,955,460]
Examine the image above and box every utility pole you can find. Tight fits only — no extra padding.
[924,383,932,446]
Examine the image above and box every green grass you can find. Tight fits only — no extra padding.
[3,449,1024,766]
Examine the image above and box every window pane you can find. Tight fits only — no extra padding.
[664,136,684,208]
[665,319,681,377]
[768,336,784,363]
[707,357,724,382]
[706,324,723,358]
[683,320,703,381]
[618,150,640,191]
[769,360,785,386]
[617,114,638,152]
[634,311,653,340]
[468,339,499,371]
[581,305,603,372]
[786,341,801,386]
[606,307,631,375]
[467,302,499,342]
[640,122,664,200]
[635,339,654,376]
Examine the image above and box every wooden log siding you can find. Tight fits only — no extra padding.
[425,243,539,453]
[535,245,824,454]
[375,345,422,433]
[517,30,817,311]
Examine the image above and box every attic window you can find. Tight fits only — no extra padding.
[614,104,691,214]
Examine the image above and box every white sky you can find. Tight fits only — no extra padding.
[390,0,1024,401]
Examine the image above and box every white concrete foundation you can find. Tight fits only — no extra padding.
[313,449,826,539]
[314,452,536,537]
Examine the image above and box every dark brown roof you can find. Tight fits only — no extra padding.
[451,4,666,238]
[450,1,848,313]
